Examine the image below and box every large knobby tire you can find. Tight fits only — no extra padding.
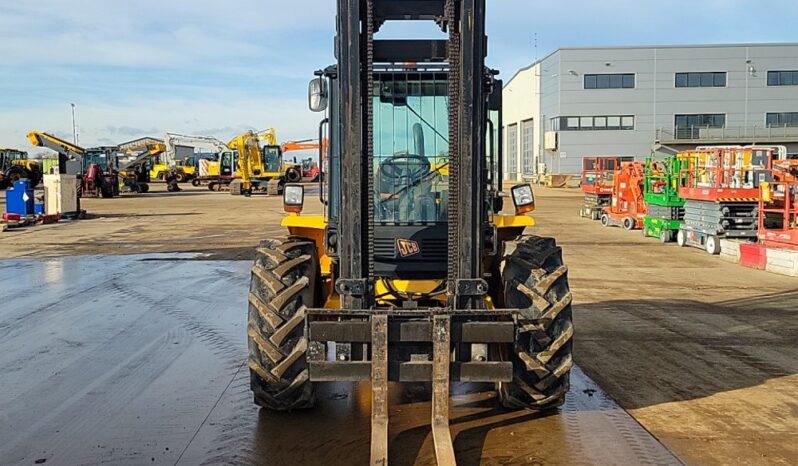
[285,168,301,183]
[6,166,26,184]
[498,236,574,410]
[248,237,319,411]
[100,180,115,198]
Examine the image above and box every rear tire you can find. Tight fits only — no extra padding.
[100,181,115,198]
[623,217,635,230]
[659,229,671,244]
[706,235,721,255]
[248,237,319,411]
[600,214,609,227]
[285,168,301,183]
[498,236,573,410]
[677,229,687,247]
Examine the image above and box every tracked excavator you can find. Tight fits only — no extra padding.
[163,133,231,191]
[227,128,286,196]
[246,1,574,463]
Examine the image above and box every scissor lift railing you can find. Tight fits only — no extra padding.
[678,147,774,202]
[759,180,798,250]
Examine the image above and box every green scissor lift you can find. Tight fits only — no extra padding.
[643,154,686,243]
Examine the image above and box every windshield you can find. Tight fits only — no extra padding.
[373,72,449,224]
[263,146,281,173]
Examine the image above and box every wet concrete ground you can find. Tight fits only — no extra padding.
[0,255,679,466]
[2,187,796,465]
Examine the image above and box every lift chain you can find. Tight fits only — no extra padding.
[446,0,461,296]
[365,0,376,279]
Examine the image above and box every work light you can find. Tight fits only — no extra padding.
[283,184,304,213]
[511,183,536,214]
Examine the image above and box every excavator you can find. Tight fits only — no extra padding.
[27,132,118,198]
[0,148,43,189]
[162,133,231,190]
[246,1,573,464]
[227,128,291,195]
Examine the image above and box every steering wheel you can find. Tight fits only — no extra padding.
[380,153,431,184]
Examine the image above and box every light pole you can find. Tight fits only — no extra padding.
[70,103,77,145]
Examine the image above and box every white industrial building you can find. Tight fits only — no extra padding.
[502,43,798,180]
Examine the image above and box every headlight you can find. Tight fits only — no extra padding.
[283,184,304,213]
[511,183,535,214]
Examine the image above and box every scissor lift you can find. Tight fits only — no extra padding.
[579,156,634,220]
[642,155,685,243]
[759,161,798,250]
[600,161,647,230]
[677,146,777,255]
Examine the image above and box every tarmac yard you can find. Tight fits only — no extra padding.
[1,185,796,465]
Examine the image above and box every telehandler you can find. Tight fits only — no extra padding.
[247,1,574,463]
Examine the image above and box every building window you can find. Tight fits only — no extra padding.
[584,73,635,89]
[768,71,798,86]
[767,112,798,127]
[552,115,635,131]
[521,119,535,176]
[675,114,726,138]
[675,72,726,88]
[506,124,518,178]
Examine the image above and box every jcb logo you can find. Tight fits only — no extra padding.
[396,239,421,258]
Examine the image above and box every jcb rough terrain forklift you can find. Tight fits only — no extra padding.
[0,148,43,189]
[246,1,574,463]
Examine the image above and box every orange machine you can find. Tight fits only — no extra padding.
[600,161,647,230]
[759,160,798,250]
[580,156,634,220]
[281,139,329,182]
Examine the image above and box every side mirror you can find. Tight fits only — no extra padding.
[308,77,328,112]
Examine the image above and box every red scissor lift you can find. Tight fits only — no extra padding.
[580,156,634,220]
[759,160,798,251]
[600,161,647,230]
[677,146,777,255]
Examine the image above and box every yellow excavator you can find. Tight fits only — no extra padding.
[226,128,287,196]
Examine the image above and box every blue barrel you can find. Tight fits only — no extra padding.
[6,180,35,216]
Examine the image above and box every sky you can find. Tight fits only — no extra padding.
[2,0,797,155]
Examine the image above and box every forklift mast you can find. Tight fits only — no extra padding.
[334,0,493,311]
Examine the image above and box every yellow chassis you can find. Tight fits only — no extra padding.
[281,213,534,307]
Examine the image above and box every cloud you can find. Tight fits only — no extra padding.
[0,91,319,150]
[1,0,797,155]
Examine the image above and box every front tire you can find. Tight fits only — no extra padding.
[248,238,319,411]
[600,214,610,227]
[498,236,573,410]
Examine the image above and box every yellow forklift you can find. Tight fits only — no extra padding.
[246,1,574,463]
